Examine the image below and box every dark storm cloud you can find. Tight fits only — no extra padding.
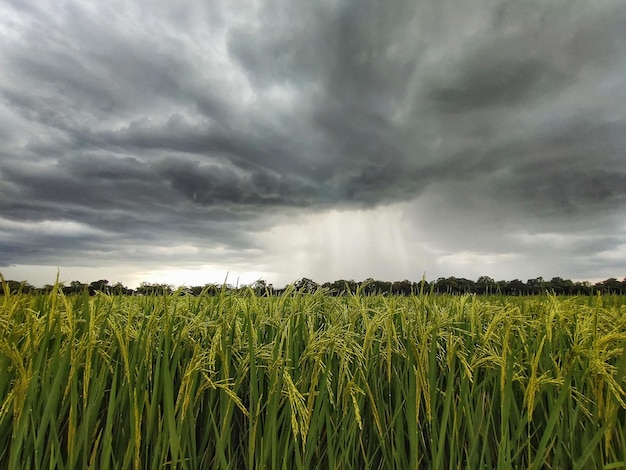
[154,157,322,207]
[1,154,166,215]
[1,0,625,278]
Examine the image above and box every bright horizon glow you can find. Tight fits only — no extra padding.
[1,202,622,289]
[0,265,271,289]
[134,267,269,289]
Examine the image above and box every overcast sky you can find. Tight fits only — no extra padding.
[1,0,625,288]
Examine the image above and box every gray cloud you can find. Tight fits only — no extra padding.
[1,0,625,283]
[154,157,323,207]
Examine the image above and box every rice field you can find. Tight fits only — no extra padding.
[1,282,625,469]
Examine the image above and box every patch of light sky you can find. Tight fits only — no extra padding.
[0,218,108,238]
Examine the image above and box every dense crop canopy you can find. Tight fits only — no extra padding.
[1,284,625,469]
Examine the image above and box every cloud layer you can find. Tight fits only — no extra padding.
[1,0,625,285]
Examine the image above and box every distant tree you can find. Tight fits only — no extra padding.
[185,284,223,296]
[494,280,506,294]
[573,281,592,295]
[597,278,623,294]
[252,279,267,290]
[322,280,344,296]
[526,277,545,295]
[251,279,273,296]
[360,278,377,296]
[505,279,526,296]
[412,279,430,294]
[321,279,357,296]
[391,280,412,296]
[378,280,393,295]
[360,278,392,295]
[547,277,574,295]
[294,278,319,293]
[88,280,110,295]
[136,283,172,295]
[1,279,34,295]
[110,282,132,295]
[63,281,88,295]
[434,277,448,294]
[456,278,474,294]
[189,285,204,296]
[476,276,497,295]
[434,277,459,294]
[42,284,57,294]
[205,284,223,295]
[562,278,575,295]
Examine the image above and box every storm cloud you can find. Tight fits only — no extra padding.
[1,0,625,286]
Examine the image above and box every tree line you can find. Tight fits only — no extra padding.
[1,275,625,296]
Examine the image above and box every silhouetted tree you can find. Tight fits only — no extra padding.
[391,280,412,296]
[88,280,110,295]
[476,276,497,295]
[526,277,544,295]
[547,277,575,295]
[596,278,623,294]
[434,277,453,294]
[1,280,34,295]
[506,279,526,295]
[110,282,132,295]
[294,278,319,293]
[63,281,88,295]
[136,283,172,295]
[5,274,625,297]
[412,279,430,294]
[456,278,474,294]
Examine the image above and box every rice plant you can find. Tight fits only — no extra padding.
[1,279,625,469]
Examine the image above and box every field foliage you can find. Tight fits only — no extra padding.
[1,281,625,469]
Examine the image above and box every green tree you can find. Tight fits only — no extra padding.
[1,280,34,295]
[476,276,496,295]
[526,277,545,295]
[294,278,318,293]
[136,283,172,295]
[391,280,412,296]
[88,280,110,295]
[506,279,526,295]
[64,281,87,295]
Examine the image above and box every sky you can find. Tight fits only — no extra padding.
[1,0,625,288]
